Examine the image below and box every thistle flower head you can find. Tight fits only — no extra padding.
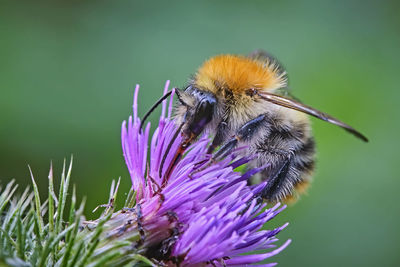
[120,81,291,266]
[0,82,291,267]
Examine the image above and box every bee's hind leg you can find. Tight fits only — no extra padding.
[260,157,291,203]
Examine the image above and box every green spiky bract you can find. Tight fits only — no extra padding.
[0,158,155,267]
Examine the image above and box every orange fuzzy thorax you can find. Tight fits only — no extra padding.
[194,55,287,94]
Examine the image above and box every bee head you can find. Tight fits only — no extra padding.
[176,86,217,142]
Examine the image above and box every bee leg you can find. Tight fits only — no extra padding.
[206,121,228,154]
[213,114,266,161]
[192,115,266,175]
[261,157,291,202]
[193,115,267,173]
[190,121,228,174]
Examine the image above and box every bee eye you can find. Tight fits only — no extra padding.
[245,88,257,96]
[187,98,216,136]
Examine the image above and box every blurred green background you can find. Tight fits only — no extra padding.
[1,0,399,266]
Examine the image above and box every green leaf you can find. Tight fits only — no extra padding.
[16,211,26,261]
[0,159,147,267]
[75,213,112,267]
[124,188,136,209]
[60,197,85,267]
[0,180,18,218]
[28,166,44,235]
[48,163,55,234]
[0,228,17,251]
[86,251,121,267]
[130,254,158,267]
[68,240,84,267]
[56,157,72,235]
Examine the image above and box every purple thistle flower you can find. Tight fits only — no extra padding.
[121,81,291,266]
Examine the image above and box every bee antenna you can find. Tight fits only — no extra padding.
[159,122,184,181]
[139,90,173,132]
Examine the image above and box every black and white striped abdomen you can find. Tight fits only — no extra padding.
[247,113,316,202]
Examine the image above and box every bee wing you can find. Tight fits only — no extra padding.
[248,49,291,95]
[257,92,368,142]
[248,49,283,69]
[248,49,287,77]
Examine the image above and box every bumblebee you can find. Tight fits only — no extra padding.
[142,50,368,202]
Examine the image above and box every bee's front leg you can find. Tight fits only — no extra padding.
[206,120,228,154]
[213,114,267,161]
[191,114,267,175]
